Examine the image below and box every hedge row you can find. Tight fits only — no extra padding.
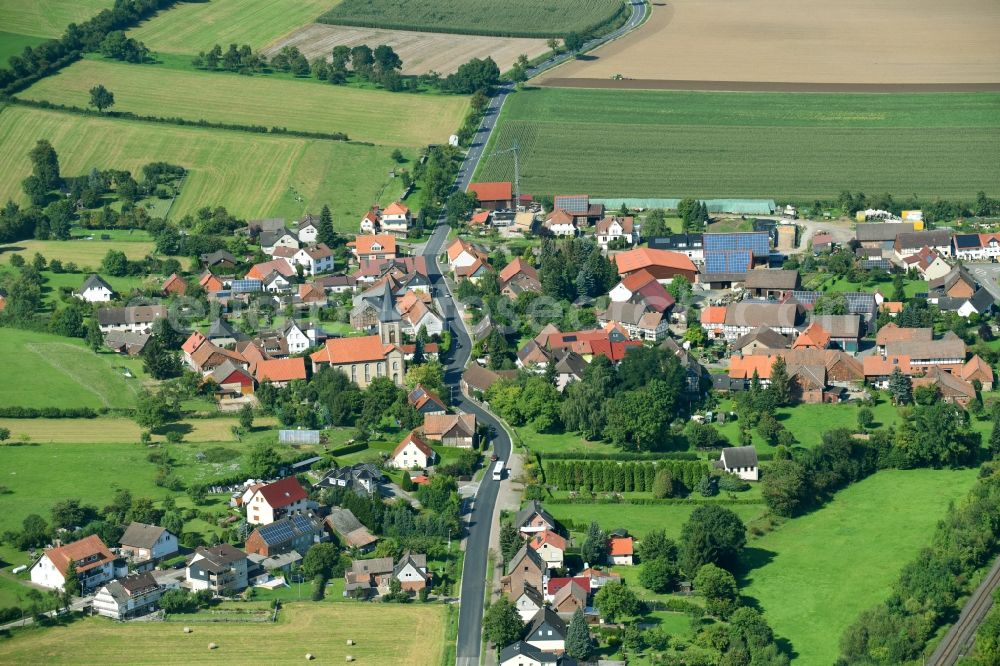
[541,450,700,462]
[549,497,764,507]
[329,442,368,457]
[12,98,350,142]
[544,459,712,493]
[0,406,100,419]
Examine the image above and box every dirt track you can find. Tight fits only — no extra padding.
[541,78,1000,92]
[264,24,549,76]
[542,0,1000,89]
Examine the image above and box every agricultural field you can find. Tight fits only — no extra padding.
[264,24,549,76]
[0,106,409,231]
[0,416,279,445]
[0,238,157,269]
[129,0,332,55]
[0,328,141,410]
[21,59,468,147]
[743,468,979,664]
[317,0,622,38]
[0,0,111,39]
[0,603,446,665]
[476,87,1000,199]
[0,30,45,67]
[544,0,1000,87]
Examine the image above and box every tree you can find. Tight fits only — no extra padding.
[694,563,738,618]
[564,32,584,53]
[317,204,338,247]
[990,410,1000,455]
[482,596,523,648]
[85,316,104,352]
[63,560,81,597]
[27,139,61,190]
[565,607,594,660]
[891,271,906,302]
[637,530,677,563]
[768,356,790,406]
[141,336,182,379]
[639,556,678,593]
[580,521,608,566]
[813,292,848,315]
[761,458,807,517]
[679,505,747,578]
[0,427,9,442]
[100,249,129,276]
[89,84,115,113]
[302,542,339,578]
[133,390,174,430]
[857,406,874,431]
[247,442,281,478]
[499,522,521,566]
[239,404,254,432]
[652,468,677,499]
[888,367,912,405]
[405,360,446,397]
[594,581,640,623]
[643,209,669,237]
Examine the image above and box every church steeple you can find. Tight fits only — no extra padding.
[377,280,401,345]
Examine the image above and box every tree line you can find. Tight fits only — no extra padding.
[544,459,712,494]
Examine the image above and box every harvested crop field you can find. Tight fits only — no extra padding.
[544,0,1000,89]
[0,106,410,230]
[129,0,332,55]
[475,87,1000,200]
[22,59,467,147]
[264,24,549,76]
[318,0,622,38]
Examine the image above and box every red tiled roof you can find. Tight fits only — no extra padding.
[182,331,207,356]
[609,536,634,556]
[499,257,537,285]
[256,477,307,509]
[701,306,728,325]
[44,535,114,575]
[614,248,697,275]
[547,576,591,595]
[469,211,491,225]
[246,259,295,281]
[162,273,186,294]
[391,430,435,460]
[529,530,567,552]
[792,322,830,349]
[310,335,396,365]
[468,181,512,202]
[383,201,409,216]
[255,357,307,383]
[350,234,397,256]
[863,354,912,376]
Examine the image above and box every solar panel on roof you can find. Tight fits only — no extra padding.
[703,232,770,257]
[231,279,263,293]
[554,195,589,214]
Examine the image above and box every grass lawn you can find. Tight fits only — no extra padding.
[0,238,156,269]
[0,417,279,445]
[22,58,469,148]
[515,427,619,456]
[318,0,621,38]
[0,105,410,232]
[810,273,926,299]
[476,87,1000,199]
[0,328,141,409]
[742,468,979,665]
[39,270,151,304]
[0,0,111,38]
[546,502,767,539]
[0,30,46,66]
[0,602,446,664]
[129,0,332,55]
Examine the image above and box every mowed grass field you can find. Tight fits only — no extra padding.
[0,30,45,66]
[129,0,332,54]
[0,416,279,444]
[0,603,446,665]
[546,502,767,539]
[0,0,111,38]
[476,88,1000,199]
[0,328,140,409]
[0,238,157,268]
[22,59,468,147]
[318,0,622,38]
[742,468,979,665]
[0,106,408,230]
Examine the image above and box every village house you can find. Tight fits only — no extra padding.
[447,238,490,273]
[187,338,248,374]
[92,572,162,621]
[913,367,977,406]
[254,357,308,387]
[360,208,380,234]
[929,265,977,301]
[502,545,547,598]
[324,507,378,552]
[296,214,319,244]
[389,430,437,469]
[119,522,178,564]
[499,642,578,666]
[200,250,239,272]
[648,233,704,261]
[702,302,802,341]
[262,269,291,293]
[952,233,1000,261]
[855,222,914,254]
[246,258,295,283]
[902,246,952,281]
[200,271,225,294]
[595,216,637,247]
[893,229,953,261]
[244,476,309,526]
[244,514,324,557]
[513,584,545,623]
[550,579,588,614]
[380,201,413,237]
[292,243,334,275]
[316,464,384,497]
[161,273,187,296]
[614,247,698,283]
[76,274,115,302]
[515,501,558,536]
[553,350,588,392]
[529,530,567,570]
[608,535,634,566]
[596,302,668,342]
[792,321,830,350]
[344,557,393,598]
[96,305,167,334]
[543,323,641,363]
[397,290,444,337]
[525,607,568,653]
[863,354,913,388]
[553,194,604,226]
[733,327,791,355]
[955,288,996,319]
[461,364,507,396]
[468,181,514,210]
[206,318,241,347]
[744,269,800,300]
[408,384,447,415]
[423,413,476,448]
[259,228,299,256]
[350,234,398,262]
[500,257,541,299]
[811,314,862,352]
[30,535,119,592]
[728,349,863,402]
[186,544,249,595]
[884,334,967,373]
[962,355,995,391]
[609,269,676,313]
[717,446,760,481]
[875,323,931,354]
[103,330,150,356]
[393,551,431,593]
[542,209,577,237]
[210,361,255,398]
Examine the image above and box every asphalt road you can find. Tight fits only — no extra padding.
[423,5,649,662]
[927,554,1000,665]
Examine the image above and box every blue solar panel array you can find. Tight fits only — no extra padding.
[703,249,752,274]
[554,195,589,214]
[703,232,770,257]
[231,279,263,293]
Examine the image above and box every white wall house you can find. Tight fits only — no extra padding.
[389,432,436,469]
[30,535,118,592]
[298,221,319,244]
[293,244,334,275]
[283,322,311,354]
[245,477,308,526]
[119,522,178,562]
[76,274,115,303]
[719,446,760,481]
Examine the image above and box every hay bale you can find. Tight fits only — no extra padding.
[183,627,191,634]
[208,642,218,650]
[305,654,314,661]
[346,639,354,646]
[346,656,354,662]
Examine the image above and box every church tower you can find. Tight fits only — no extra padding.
[377,280,401,346]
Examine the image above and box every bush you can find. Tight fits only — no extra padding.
[311,575,327,601]
[717,474,751,492]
